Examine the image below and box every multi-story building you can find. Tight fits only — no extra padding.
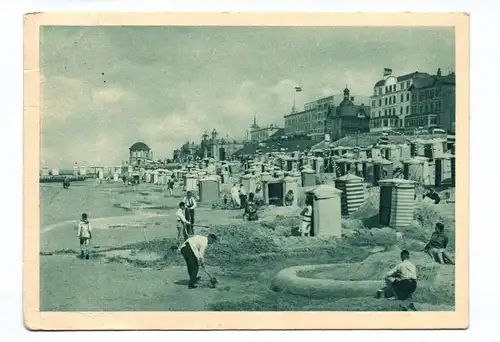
[249,115,281,142]
[406,69,456,133]
[284,92,370,137]
[324,87,371,142]
[369,71,431,132]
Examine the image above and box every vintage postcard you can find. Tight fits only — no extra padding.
[23,12,469,330]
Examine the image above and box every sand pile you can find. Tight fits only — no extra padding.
[199,222,282,262]
[260,211,303,237]
[343,227,397,248]
[399,201,456,251]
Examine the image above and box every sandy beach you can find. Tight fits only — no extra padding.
[39,179,456,312]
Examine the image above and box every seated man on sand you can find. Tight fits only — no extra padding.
[243,193,259,221]
[377,250,418,301]
[424,222,455,265]
[423,188,441,204]
[284,190,294,206]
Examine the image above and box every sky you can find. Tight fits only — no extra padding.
[40,26,455,168]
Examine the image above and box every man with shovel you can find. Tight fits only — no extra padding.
[179,233,218,289]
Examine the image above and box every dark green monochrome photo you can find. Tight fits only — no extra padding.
[23,12,469,331]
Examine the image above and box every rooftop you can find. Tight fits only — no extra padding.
[129,142,150,151]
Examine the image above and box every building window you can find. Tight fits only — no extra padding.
[378,111,381,117]
[388,97,391,105]
[400,83,404,90]
[372,100,375,107]
[430,103,434,112]
[419,92,424,101]
[379,99,382,106]
[430,90,434,98]
[385,86,388,93]
[412,94,417,101]
[385,98,388,105]
[437,101,442,112]
[399,119,403,127]
[406,93,410,101]
[419,104,424,113]
[393,108,396,115]
[384,109,387,116]
[400,107,403,114]
[406,81,410,88]
[430,116,437,125]
[383,119,388,127]
[393,95,396,103]
[406,106,409,114]
[425,104,429,113]
[400,94,404,102]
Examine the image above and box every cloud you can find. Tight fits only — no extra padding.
[39,26,455,168]
[92,87,125,103]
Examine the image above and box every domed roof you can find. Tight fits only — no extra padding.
[129,142,150,151]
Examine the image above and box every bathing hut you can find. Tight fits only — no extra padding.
[199,175,220,203]
[313,157,324,175]
[378,179,416,229]
[335,174,365,216]
[382,144,401,163]
[262,178,285,206]
[336,158,347,177]
[399,144,411,161]
[431,138,446,159]
[184,173,197,192]
[305,185,343,237]
[371,146,382,159]
[241,174,257,195]
[301,167,316,187]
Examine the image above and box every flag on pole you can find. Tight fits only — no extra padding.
[383,68,392,76]
[295,86,302,92]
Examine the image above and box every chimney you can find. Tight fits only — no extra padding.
[350,96,354,101]
[437,68,442,77]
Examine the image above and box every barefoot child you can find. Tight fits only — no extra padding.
[299,197,313,237]
[77,213,92,259]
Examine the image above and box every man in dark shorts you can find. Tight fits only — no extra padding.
[377,250,417,301]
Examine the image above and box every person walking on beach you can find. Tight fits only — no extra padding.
[176,202,191,248]
[377,250,417,302]
[168,176,175,196]
[424,222,454,265]
[179,234,218,289]
[299,196,313,237]
[183,191,197,235]
[77,213,92,260]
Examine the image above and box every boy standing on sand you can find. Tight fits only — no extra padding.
[299,197,313,237]
[176,202,191,248]
[183,191,197,235]
[77,213,92,260]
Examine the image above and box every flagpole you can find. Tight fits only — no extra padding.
[293,89,296,112]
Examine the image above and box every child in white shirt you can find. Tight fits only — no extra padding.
[77,213,92,259]
[299,197,313,237]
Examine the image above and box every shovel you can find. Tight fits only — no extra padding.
[201,264,218,288]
